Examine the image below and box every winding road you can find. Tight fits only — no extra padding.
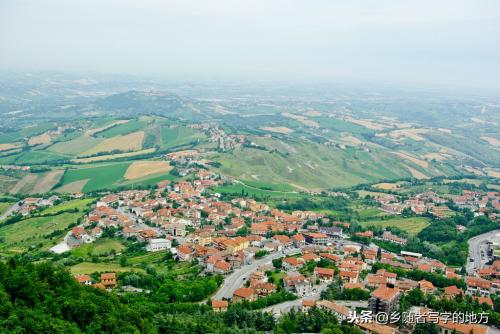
[213,247,301,300]
[466,229,500,275]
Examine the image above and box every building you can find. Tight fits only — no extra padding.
[314,267,335,283]
[304,232,329,245]
[100,272,117,289]
[74,274,92,286]
[233,287,256,302]
[368,286,400,315]
[316,300,350,322]
[212,300,228,312]
[283,275,312,296]
[146,238,172,252]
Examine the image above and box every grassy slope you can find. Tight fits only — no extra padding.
[0,212,82,254]
[71,239,125,258]
[360,216,431,235]
[39,198,95,214]
[60,162,132,191]
[210,137,413,189]
[48,135,104,155]
[161,126,207,149]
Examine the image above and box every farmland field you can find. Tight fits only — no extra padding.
[39,198,94,215]
[71,239,125,258]
[72,148,156,163]
[0,202,14,216]
[29,170,65,194]
[360,216,431,235]
[48,135,104,155]
[69,262,144,275]
[0,212,84,253]
[97,120,147,138]
[161,126,207,149]
[59,162,132,191]
[81,131,144,156]
[124,160,173,179]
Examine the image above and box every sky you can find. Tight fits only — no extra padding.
[1,0,500,90]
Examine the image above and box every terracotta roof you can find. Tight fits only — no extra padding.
[371,286,399,301]
[233,287,254,299]
[314,267,335,276]
[74,274,91,283]
[302,299,316,307]
[212,300,228,308]
[473,296,493,306]
[317,300,350,316]
[100,272,116,280]
[356,322,395,334]
[367,275,387,285]
[418,279,435,290]
[344,283,366,290]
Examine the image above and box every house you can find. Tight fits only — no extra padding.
[466,277,491,296]
[366,274,388,289]
[252,282,277,296]
[282,257,304,271]
[381,231,407,245]
[213,260,232,274]
[304,232,329,245]
[302,299,316,312]
[74,274,92,286]
[356,322,396,334]
[443,285,464,300]
[319,226,343,238]
[292,234,306,247]
[314,267,335,283]
[418,280,435,294]
[146,238,172,252]
[283,275,312,296]
[212,300,228,312]
[340,270,359,284]
[233,287,256,302]
[100,272,117,289]
[368,286,400,315]
[316,300,350,322]
[177,245,194,261]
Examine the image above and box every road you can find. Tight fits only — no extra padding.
[213,247,301,300]
[0,202,20,221]
[466,229,500,275]
[263,291,368,317]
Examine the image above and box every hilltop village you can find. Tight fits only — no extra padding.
[2,170,494,334]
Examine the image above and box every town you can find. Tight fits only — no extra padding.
[5,170,498,334]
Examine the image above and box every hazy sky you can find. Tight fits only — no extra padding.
[1,0,500,90]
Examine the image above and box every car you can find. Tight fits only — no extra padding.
[470,258,475,262]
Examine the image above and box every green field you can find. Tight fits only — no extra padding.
[0,202,14,216]
[39,198,94,215]
[0,212,83,253]
[60,162,132,191]
[209,137,415,189]
[98,120,147,138]
[71,239,126,258]
[360,216,431,235]
[48,135,104,155]
[161,126,206,149]
[213,183,307,200]
[69,262,145,275]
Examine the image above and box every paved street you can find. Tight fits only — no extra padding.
[263,291,368,317]
[213,247,301,300]
[466,229,500,275]
[0,202,20,221]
